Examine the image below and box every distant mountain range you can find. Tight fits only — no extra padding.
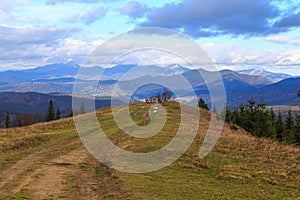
[0,62,271,92]
[0,63,190,85]
[0,63,299,112]
[238,69,296,82]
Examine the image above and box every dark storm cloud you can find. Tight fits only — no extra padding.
[274,11,300,28]
[136,0,299,37]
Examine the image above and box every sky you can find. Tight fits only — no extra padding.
[0,0,300,75]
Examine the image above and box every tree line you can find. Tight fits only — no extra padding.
[222,98,300,145]
[45,99,61,122]
[2,99,63,128]
[1,98,86,128]
[2,111,45,129]
[198,90,300,145]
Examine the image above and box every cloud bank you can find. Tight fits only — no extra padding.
[122,0,300,37]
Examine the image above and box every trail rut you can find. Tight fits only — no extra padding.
[0,137,106,199]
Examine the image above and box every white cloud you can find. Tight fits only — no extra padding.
[203,43,300,74]
[0,25,81,47]
[0,25,104,71]
[81,6,106,24]
[119,1,148,18]
[63,13,81,23]
[0,37,105,71]
[264,35,300,46]
[113,49,188,66]
[63,7,106,24]
[0,0,34,24]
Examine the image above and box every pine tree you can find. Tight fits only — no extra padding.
[45,99,55,122]
[219,104,231,122]
[269,108,275,126]
[257,96,266,110]
[252,98,269,138]
[236,103,246,128]
[247,97,256,112]
[243,98,256,133]
[56,108,61,120]
[275,111,284,142]
[68,110,74,117]
[198,98,209,110]
[295,114,300,145]
[5,112,10,128]
[284,110,295,144]
[268,108,277,139]
[263,110,276,139]
[230,109,239,124]
[252,108,264,137]
[298,90,300,107]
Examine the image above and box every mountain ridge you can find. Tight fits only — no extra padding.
[238,69,296,82]
[0,63,298,109]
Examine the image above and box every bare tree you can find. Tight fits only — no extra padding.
[145,88,175,104]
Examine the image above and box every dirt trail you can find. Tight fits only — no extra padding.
[0,137,106,199]
[0,138,78,190]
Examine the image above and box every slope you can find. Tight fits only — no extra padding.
[228,77,300,108]
[0,103,299,199]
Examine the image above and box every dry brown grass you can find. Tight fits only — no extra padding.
[0,103,299,199]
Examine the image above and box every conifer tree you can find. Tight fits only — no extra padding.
[269,108,275,126]
[284,110,295,144]
[219,104,231,122]
[295,114,300,144]
[268,108,277,139]
[237,104,246,128]
[247,97,256,112]
[275,111,284,142]
[45,99,55,122]
[252,109,264,137]
[198,98,209,110]
[5,112,10,128]
[244,97,256,132]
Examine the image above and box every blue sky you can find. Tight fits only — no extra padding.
[0,0,300,75]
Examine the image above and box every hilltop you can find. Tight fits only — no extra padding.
[0,102,299,199]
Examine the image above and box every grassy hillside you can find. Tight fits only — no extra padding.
[0,102,299,199]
